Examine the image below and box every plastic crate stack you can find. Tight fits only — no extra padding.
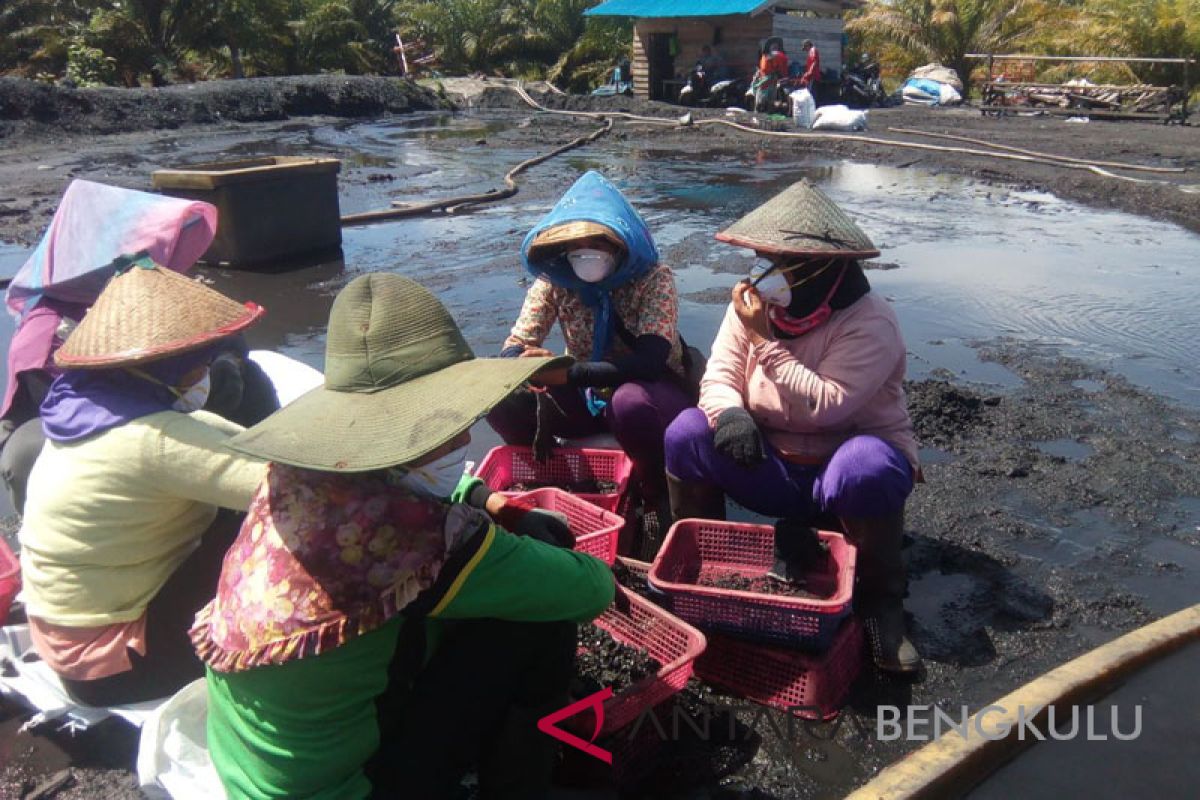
[577,586,707,786]
[474,445,633,513]
[647,519,863,719]
[0,538,19,626]
[509,488,623,565]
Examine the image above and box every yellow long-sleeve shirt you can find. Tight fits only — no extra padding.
[19,410,265,626]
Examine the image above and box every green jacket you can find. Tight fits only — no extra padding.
[205,477,614,800]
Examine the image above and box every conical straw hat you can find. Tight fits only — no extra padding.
[55,257,265,369]
[716,179,880,259]
[527,220,625,261]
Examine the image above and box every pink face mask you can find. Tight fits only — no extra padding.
[766,265,847,337]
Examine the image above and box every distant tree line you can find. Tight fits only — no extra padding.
[1,1,1195,94]
[847,0,1200,94]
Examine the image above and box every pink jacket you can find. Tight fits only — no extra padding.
[699,293,919,469]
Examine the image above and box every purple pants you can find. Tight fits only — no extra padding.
[664,407,912,520]
[487,380,693,499]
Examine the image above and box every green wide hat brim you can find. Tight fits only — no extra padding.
[228,354,570,472]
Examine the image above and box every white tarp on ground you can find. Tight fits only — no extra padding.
[248,350,324,407]
[136,678,223,800]
[0,624,163,732]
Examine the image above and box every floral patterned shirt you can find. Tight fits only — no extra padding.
[505,264,684,375]
[191,464,486,672]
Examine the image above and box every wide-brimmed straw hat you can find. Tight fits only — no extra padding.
[228,273,571,472]
[54,257,264,369]
[526,220,625,261]
[715,179,880,259]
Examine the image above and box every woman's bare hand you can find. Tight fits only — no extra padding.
[732,281,771,344]
[530,366,569,386]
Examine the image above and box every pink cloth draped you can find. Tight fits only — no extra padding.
[2,180,217,418]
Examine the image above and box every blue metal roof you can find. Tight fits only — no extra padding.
[585,0,769,18]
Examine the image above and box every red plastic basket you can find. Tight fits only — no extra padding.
[647,519,856,650]
[475,445,633,513]
[511,488,623,566]
[0,538,20,627]
[695,619,864,719]
[590,587,707,734]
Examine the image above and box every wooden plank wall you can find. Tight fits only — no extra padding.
[772,13,844,78]
[631,11,846,99]
[632,15,772,99]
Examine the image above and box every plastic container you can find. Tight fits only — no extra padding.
[0,538,20,626]
[511,488,623,565]
[474,445,633,513]
[647,519,856,649]
[152,157,342,266]
[695,619,863,719]
[591,587,707,733]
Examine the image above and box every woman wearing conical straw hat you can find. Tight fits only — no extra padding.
[18,257,269,705]
[191,273,615,799]
[664,180,922,674]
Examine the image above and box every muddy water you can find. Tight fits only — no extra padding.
[206,113,1198,409]
[4,112,1199,405]
[968,639,1200,799]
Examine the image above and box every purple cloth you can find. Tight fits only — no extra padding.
[487,379,692,499]
[664,407,912,518]
[40,347,218,443]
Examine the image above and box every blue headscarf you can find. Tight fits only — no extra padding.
[520,171,659,364]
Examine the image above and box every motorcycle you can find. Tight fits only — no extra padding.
[841,57,887,108]
[679,61,746,108]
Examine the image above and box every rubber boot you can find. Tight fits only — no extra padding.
[841,511,922,675]
[665,472,727,524]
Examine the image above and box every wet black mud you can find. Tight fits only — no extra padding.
[509,479,619,495]
[0,76,445,140]
[700,573,820,600]
[574,624,659,698]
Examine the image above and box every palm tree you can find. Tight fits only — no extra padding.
[0,0,98,76]
[846,0,1059,96]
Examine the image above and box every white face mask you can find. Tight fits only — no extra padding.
[172,371,211,413]
[749,259,792,307]
[391,445,469,499]
[567,248,617,283]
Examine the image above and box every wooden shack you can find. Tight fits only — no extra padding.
[585,0,863,101]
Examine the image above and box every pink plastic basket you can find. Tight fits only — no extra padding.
[695,619,864,719]
[475,445,633,513]
[510,488,623,565]
[647,519,856,650]
[0,538,20,627]
[591,587,707,733]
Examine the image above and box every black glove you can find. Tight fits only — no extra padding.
[713,407,766,467]
[513,509,574,548]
